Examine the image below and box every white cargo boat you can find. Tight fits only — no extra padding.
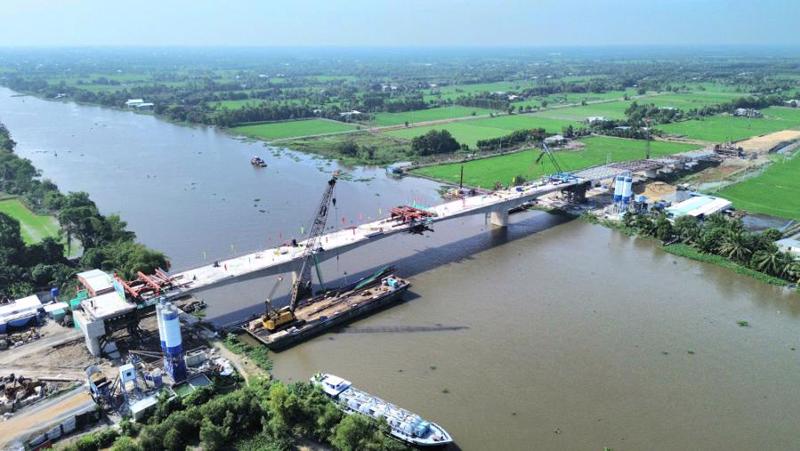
[312,373,453,447]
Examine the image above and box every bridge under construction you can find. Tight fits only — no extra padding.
[162,148,714,297]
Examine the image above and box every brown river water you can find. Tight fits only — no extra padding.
[1,87,799,450]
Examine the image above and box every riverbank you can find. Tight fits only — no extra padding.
[581,211,797,288]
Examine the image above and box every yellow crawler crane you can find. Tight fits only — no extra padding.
[257,172,338,332]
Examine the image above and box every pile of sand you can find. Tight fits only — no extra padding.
[737,130,800,154]
[638,181,676,201]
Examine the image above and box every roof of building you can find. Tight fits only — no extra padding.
[0,294,42,322]
[77,269,115,295]
[776,238,800,252]
[80,291,135,320]
[666,195,732,218]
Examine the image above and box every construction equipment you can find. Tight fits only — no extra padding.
[261,276,287,331]
[535,142,574,183]
[260,173,339,332]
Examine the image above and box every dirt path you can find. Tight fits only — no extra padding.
[211,340,267,384]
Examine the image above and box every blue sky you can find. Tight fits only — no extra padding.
[0,0,797,47]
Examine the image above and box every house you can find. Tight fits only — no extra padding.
[543,134,567,146]
[124,99,154,110]
[507,94,520,101]
[733,108,763,118]
[585,116,607,125]
[339,110,363,119]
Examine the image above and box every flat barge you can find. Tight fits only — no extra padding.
[244,267,409,350]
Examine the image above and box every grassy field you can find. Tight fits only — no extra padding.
[717,152,800,220]
[0,198,60,244]
[659,111,800,142]
[532,101,632,121]
[645,91,742,110]
[384,114,577,147]
[412,136,700,189]
[515,90,635,109]
[370,106,494,126]
[425,80,536,101]
[231,119,358,140]
[288,132,412,165]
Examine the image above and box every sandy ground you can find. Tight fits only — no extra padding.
[737,130,800,154]
[637,181,676,201]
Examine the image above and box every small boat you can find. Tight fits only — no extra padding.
[312,373,453,447]
[251,156,267,167]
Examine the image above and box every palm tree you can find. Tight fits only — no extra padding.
[787,260,800,284]
[719,230,752,263]
[751,249,792,278]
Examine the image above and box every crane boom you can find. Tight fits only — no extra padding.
[288,173,338,311]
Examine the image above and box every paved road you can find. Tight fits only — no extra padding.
[0,386,95,450]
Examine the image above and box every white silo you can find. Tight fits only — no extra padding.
[160,303,187,382]
[155,302,166,352]
[622,176,633,205]
[613,175,624,204]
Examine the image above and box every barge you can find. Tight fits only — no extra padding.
[245,267,409,350]
[312,373,453,447]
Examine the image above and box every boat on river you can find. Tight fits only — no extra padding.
[250,156,267,167]
[245,267,409,350]
[312,373,453,447]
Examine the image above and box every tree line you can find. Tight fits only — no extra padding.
[61,377,410,451]
[622,211,799,284]
[0,123,168,300]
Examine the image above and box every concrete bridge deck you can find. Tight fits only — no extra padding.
[165,148,716,297]
[167,178,582,295]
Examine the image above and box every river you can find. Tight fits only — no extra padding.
[1,87,799,450]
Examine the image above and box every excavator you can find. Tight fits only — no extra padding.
[257,172,338,332]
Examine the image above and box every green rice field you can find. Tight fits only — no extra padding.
[384,114,577,147]
[0,198,60,244]
[659,109,800,142]
[425,80,536,101]
[514,90,635,109]
[370,106,494,126]
[717,152,800,221]
[231,119,358,140]
[532,101,632,121]
[412,136,700,189]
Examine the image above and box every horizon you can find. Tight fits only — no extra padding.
[1,0,798,48]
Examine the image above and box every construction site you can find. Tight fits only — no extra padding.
[0,134,790,449]
[0,266,238,450]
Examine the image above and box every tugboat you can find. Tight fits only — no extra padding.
[312,373,453,447]
[250,156,267,167]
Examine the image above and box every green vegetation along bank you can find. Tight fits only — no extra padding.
[0,122,168,299]
[614,211,798,286]
[60,377,410,451]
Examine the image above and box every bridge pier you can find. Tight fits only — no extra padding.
[489,209,509,227]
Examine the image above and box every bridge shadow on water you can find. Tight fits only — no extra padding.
[208,210,576,328]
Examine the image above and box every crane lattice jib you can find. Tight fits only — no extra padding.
[289,174,337,310]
